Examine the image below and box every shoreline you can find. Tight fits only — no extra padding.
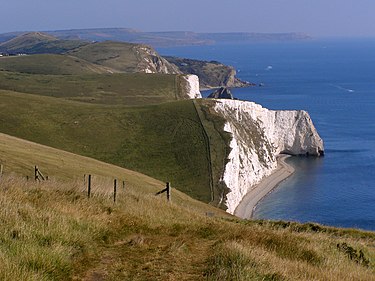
[234,154,295,219]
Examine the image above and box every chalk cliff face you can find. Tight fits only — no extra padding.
[136,45,181,74]
[179,75,202,99]
[212,99,324,213]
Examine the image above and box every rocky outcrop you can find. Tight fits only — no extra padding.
[208,87,235,99]
[164,56,254,89]
[179,75,202,99]
[211,99,324,213]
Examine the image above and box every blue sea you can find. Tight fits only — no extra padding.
[158,39,375,231]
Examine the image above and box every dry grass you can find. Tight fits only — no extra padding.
[0,175,220,280]
[0,174,374,280]
[0,132,226,217]
[0,130,374,280]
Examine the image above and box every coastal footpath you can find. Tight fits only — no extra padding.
[205,99,324,214]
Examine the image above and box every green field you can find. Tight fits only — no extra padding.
[0,71,182,105]
[0,90,219,202]
[0,54,112,75]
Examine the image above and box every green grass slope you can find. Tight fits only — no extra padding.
[0,71,231,206]
[0,71,180,105]
[68,41,179,74]
[0,131,224,215]
[0,131,164,184]
[68,41,141,72]
[0,90,213,202]
[0,54,113,75]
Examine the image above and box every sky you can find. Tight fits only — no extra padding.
[1,0,374,37]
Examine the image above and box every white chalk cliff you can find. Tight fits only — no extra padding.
[211,99,324,214]
[180,75,202,99]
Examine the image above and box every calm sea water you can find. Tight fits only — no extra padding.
[158,39,375,231]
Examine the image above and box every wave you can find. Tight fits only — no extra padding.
[330,84,355,93]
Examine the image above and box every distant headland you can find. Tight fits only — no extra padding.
[0,28,312,48]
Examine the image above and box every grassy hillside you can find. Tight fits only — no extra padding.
[0,132,164,184]
[0,132,224,214]
[0,90,215,202]
[0,133,374,280]
[0,133,232,279]
[0,71,180,105]
[0,71,231,205]
[68,41,179,74]
[0,54,113,75]
[68,41,142,73]
[0,32,87,54]
[0,172,374,280]
[0,32,251,89]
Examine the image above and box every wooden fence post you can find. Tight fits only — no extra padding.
[166,182,171,202]
[34,166,38,181]
[38,169,45,181]
[34,166,45,181]
[122,180,125,190]
[87,174,92,198]
[0,164,3,179]
[155,182,171,202]
[113,179,117,203]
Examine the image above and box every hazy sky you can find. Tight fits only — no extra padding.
[1,0,374,37]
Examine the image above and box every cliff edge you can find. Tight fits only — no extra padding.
[202,99,324,213]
